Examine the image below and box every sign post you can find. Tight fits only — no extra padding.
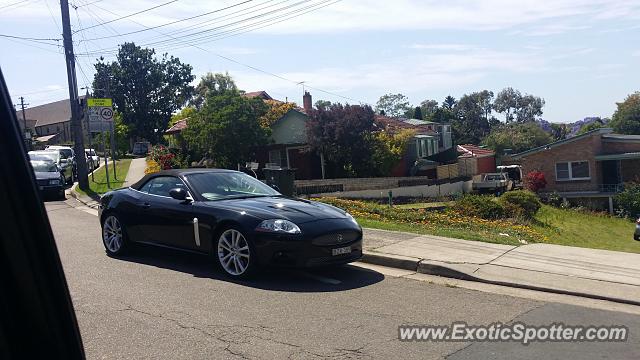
[88,98,113,188]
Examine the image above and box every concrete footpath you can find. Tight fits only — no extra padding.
[361,228,640,305]
[122,157,147,188]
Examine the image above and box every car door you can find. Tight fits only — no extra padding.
[138,176,197,250]
[58,151,73,181]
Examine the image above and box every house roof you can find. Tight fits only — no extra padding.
[457,144,495,158]
[242,90,274,100]
[402,118,437,126]
[510,127,614,159]
[374,115,437,135]
[35,134,59,142]
[165,118,188,134]
[16,97,89,128]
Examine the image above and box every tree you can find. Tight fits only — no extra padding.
[371,129,416,176]
[169,106,196,127]
[191,72,237,109]
[314,99,332,110]
[306,104,377,177]
[259,100,297,128]
[375,93,411,118]
[430,107,456,124]
[413,106,423,120]
[550,123,570,141]
[420,99,439,118]
[452,91,492,144]
[576,119,605,135]
[493,87,544,123]
[610,92,640,134]
[442,95,456,110]
[482,122,553,154]
[93,42,194,143]
[181,90,269,168]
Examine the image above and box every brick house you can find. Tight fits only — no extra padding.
[510,128,640,211]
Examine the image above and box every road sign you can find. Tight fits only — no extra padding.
[87,98,112,107]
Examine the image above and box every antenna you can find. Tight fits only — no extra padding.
[297,81,306,93]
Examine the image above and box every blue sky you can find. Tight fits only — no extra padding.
[1,0,639,123]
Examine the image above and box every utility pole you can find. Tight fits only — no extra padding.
[105,78,117,180]
[60,0,89,190]
[18,96,30,150]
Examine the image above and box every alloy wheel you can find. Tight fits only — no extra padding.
[217,229,250,276]
[103,215,123,253]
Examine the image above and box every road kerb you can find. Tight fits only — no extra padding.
[361,251,420,271]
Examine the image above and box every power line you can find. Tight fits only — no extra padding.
[0,33,60,41]
[0,0,30,11]
[73,0,179,33]
[80,0,254,42]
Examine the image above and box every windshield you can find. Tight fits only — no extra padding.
[29,151,59,162]
[187,172,280,200]
[31,161,58,172]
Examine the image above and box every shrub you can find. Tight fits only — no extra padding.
[452,194,505,219]
[524,170,547,192]
[614,183,640,218]
[144,159,161,174]
[148,145,175,170]
[499,190,541,219]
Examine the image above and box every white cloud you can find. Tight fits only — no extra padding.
[409,44,477,51]
[633,50,640,57]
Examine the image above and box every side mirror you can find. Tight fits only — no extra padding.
[169,187,188,201]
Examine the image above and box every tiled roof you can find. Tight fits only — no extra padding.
[165,118,188,134]
[457,144,495,158]
[242,91,274,100]
[17,98,71,127]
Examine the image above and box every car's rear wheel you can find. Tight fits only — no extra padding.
[102,214,127,256]
[215,227,255,278]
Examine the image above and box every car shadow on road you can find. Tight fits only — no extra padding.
[114,244,385,293]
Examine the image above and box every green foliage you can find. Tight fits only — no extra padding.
[170,106,196,127]
[413,106,423,120]
[371,129,416,176]
[314,99,332,110]
[576,119,605,135]
[442,95,456,110]
[550,123,569,141]
[493,87,544,123]
[452,91,494,144]
[483,122,552,154]
[498,190,542,219]
[614,183,640,218]
[610,92,640,135]
[93,43,194,144]
[182,90,269,169]
[452,194,505,219]
[191,72,238,110]
[259,100,297,128]
[420,99,439,118]
[375,93,411,118]
[307,103,378,177]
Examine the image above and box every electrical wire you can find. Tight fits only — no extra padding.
[73,0,178,33]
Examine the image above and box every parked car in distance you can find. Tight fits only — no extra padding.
[30,159,65,199]
[29,150,74,184]
[634,218,640,241]
[85,148,100,171]
[472,172,512,194]
[99,169,363,279]
[46,145,76,177]
[132,141,151,157]
[497,165,523,189]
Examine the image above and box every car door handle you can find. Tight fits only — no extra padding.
[140,202,151,209]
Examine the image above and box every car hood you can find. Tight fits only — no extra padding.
[35,171,61,180]
[203,196,348,224]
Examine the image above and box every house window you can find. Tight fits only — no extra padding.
[556,161,590,181]
[268,149,282,167]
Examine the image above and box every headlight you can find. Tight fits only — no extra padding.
[255,219,301,234]
[49,179,60,185]
[345,212,359,225]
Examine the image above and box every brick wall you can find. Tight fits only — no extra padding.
[519,134,603,192]
[294,176,434,192]
[621,159,640,182]
[602,141,640,154]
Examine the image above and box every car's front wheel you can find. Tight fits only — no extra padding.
[102,214,127,256]
[215,227,256,278]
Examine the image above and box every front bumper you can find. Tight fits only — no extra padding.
[37,184,64,196]
[252,218,363,267]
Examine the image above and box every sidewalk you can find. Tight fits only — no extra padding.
[122,157,147,188]
[361,228,640,305]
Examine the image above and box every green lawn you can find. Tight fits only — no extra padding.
[327,196,640,253]
[532,205,640,253]
[77,158,131,197]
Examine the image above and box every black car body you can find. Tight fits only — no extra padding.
[30,159,65,199]
[99,169,363,277]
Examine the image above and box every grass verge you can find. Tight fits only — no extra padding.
[317,197,640,253]
[76,158,132,197]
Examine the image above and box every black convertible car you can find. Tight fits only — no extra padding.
[99,169,363,278]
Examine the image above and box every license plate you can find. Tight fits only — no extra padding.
[332,246,351,256]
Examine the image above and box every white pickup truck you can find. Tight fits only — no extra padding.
[472,173,513,194]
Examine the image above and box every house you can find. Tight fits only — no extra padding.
[15,98,79,145]
[165,118,189,150]
[510,128,640,211]
[457,144,496,175]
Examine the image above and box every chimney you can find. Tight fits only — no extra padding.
[303,91,312,112]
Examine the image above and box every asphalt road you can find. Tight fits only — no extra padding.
[46,199,640,359]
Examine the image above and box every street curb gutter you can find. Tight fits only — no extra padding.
[361,251,640,307]
[69,183,100,208]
